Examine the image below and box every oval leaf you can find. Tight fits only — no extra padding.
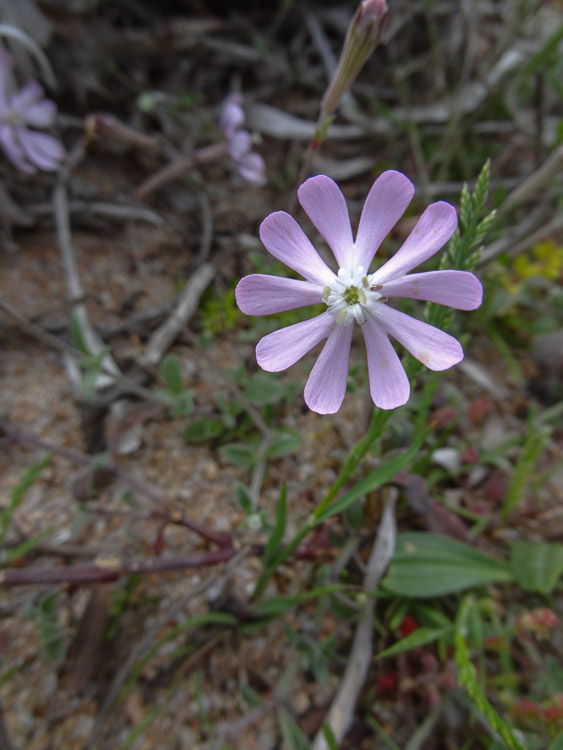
[383,532,514,598]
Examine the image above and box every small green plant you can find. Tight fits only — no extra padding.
[25,593,67,664]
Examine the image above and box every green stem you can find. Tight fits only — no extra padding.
[290,110,333,211]
[253,408,389,599]
[313,408,389,517]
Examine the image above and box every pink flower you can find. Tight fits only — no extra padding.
[219,93,265,186]
[0,49,65,173]
[236,172,483,415]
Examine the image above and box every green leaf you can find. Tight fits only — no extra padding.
[25,593,67,664]
[472,158,491,216]
[161,355,183,393]
[244,372,285,406]
[316,431,428,523]
[460,183,473,234]
[548,733,563,750]
[183,418,224,444]
[264,430,301,458]
[170,390,193,416]
[1,454,51,546]
[510,541,563,594]
[42,624,67,663]
[383,532,513,598]
[220,442,257,468]
[240,682,263,707]
[502,419,550,521]
[40,592,60,617]
[69,311,91,355]
[322,722,338,750]
[234,481,254,515]
[252,584,347,617]
[263,485,287,568]
[1,529,52,567]
[277,708,309,750]
[377,626,452,659]
[82,369,99,400]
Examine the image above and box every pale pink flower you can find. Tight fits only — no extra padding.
[219,93,265,186]
[0,49,64,173]
[236,172,483,414]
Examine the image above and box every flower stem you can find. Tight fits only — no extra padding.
[290,110,333,210]
[252,407,389,599]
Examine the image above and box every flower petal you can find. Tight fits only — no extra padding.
[236,274,323,315]
[229,129,251,159]
[362,318,410,409]
[371,201,457,284]
[220,94,244,135]
[23,99,56,128]
[374,304,463,370]
[298,175,354,267]
[256,311,335,372]
[0,124,33,173]
[259,211,336,286]
[353,170,414,270]
[18,130,65,171]
[382,270,483,310]
[304,323,353,414]
[237,151,266,186]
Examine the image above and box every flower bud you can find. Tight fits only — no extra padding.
[219,93,245,137]
[321,0,388,114]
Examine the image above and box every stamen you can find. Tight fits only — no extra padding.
[325,266,384,325]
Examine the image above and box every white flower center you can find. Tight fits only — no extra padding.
[323,266,382,326]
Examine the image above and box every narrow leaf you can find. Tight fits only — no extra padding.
[1,529,52,567]
[377,626,452,659]
[253,584,347,617]
[316,431,428,523]
[322,722,338,750]
[1,454,52,545]
[69,311,90,355]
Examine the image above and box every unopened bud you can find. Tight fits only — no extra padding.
[85,112,159,152]
[219,93,245,137]
[322,0,388,115]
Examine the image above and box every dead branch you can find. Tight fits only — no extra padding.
[139,262,215,368]
[311,496,397,750]
[135,142,228,199]
[0,548,235,588]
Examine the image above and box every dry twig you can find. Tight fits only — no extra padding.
[139,262,215,368]
[311,496,397,750]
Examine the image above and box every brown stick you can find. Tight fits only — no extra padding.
[135,142,229,199]
[0,548,235,588]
